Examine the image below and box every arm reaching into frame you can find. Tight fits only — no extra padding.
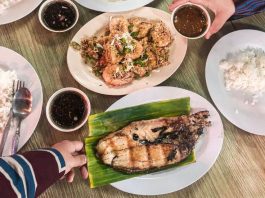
[0,140,88,197]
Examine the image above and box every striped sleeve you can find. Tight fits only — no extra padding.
[232,0,265,19]
[0,148,66,198]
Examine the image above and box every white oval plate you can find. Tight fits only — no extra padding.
[206,30,265,135]
[0,46,43,156]
[75,0,154,12]
[67,7,187,95]
[0,0,42,25]
[106,86,223,195]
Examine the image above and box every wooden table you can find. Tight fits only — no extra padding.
[1,0,265,197]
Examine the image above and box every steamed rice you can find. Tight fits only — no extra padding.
[219,47,265,104]
[0,68,17,134]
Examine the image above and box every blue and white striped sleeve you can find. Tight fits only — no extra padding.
[0,148,66,198]
[232,0,265,19]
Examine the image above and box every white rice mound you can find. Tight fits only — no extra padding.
[0,68,17,133]
[219,47,265,104]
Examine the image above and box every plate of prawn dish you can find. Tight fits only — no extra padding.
[85,87,224,195]
[67,7,187,95]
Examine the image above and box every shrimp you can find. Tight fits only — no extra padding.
[150,21,172,47]
[125,40,144,60]
[128,17,153,39]
[109,16,129,36]
[146,49,158,69]
[103,43,123,65]
[102,64,134,86]
[132,65,149,77]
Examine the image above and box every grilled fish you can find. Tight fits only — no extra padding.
[96,111,211,173]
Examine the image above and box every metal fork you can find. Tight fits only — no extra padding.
[0,80,24,156]
[15,80,25,94]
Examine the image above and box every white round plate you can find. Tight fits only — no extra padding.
[0,0,42,25]
[0,46,43,156]
[75,0,154,12]
[206,30,265,135]
[67,7,187,95]
[106,86,223,195]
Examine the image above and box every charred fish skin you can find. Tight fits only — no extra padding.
[96,111,211,173]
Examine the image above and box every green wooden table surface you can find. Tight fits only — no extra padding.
[1,0,265,197]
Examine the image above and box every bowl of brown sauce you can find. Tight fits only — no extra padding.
[46,87,90,132]
[38,0,79,32]
[171,3,211,39]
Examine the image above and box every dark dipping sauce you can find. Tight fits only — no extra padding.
[51,91,87,129]
[173,5,208,38]
[43,1,76,31]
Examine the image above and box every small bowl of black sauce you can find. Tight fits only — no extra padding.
[171,2,211,39]
[46,87,90,132]
[38,0,79,32]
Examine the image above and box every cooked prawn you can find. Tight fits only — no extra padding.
[125,40,143,60]
[102,64,134,86]
[146,49,158,69]
[132,65,149,77]
[151,21,172,47]
[109,16,129,36]
[104,43,123,64]
[128,17,153,39]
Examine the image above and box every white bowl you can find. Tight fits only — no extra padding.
[171,2,211,39]
[46,87,90,132]
[38,0,79,33]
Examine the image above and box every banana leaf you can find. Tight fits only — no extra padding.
[89,97,190,136]
[85,97,196,188]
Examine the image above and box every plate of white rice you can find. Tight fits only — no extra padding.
[205,30,265,135]
[0,46,43,156]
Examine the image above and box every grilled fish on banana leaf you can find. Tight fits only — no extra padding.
[96,111,211,173]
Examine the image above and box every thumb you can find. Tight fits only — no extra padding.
[205,13,230,39]
[168,0,188,12]
[71,154,87,168]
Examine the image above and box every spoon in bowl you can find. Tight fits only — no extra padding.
[11,87,32,154]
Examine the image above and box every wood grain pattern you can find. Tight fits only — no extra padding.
[1,0,265,197]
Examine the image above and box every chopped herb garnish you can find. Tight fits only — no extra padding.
[131,31,139,38]
[94,69,102,77]
[123,47,132,54]
[128,24,134,32]
[133,53,149,67]
[145,71,151,77]
[86,56,96,65]
[120,38,127,45]
[70,41,81,51]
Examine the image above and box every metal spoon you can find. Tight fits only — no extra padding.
[11,87,32,154]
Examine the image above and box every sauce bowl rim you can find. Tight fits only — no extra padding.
[46,87,91,132]
[171,2,211,39]
[38,0,79,33]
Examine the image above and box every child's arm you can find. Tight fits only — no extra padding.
[0,140,87,197]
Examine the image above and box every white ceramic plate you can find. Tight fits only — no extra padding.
[67,7,187,95]
[0,46,43,156]
[75,0,154,12]
[106,86,223,195]
[0,0,42,25]
[206,30,265,135]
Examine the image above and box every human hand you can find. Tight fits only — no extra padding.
[52,140,88,183]
[169,0,235,39]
